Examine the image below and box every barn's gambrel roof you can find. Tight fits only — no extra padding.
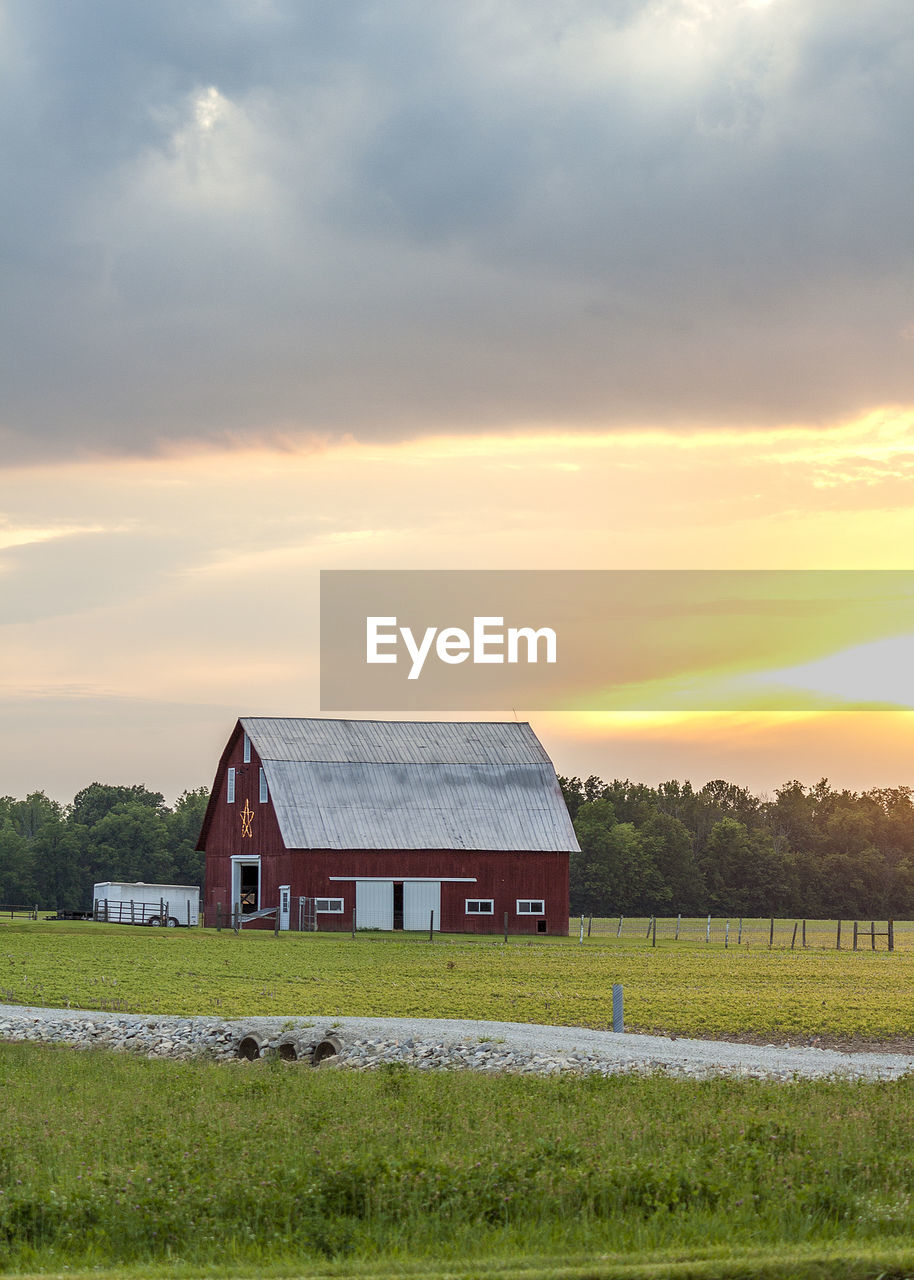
[211,718,579,853]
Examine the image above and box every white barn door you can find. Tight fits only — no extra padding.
[355,880,393,930]
[404,881,441,932]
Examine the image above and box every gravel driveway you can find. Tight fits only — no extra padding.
[3,1004,914,1081]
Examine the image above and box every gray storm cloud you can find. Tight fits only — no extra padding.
[0,0,911,460]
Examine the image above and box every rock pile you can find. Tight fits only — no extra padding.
[0,1010,240,1060]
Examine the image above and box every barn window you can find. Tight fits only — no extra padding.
[259,767,268,803]
[243,733,251,763]
[314,898,344,913]
[516,899,545,915]
[465,899,494,915]
[227,768,235,803]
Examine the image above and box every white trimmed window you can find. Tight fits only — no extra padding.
[243,732,251,763]
[465,899,494,915]
[227,767,235,803]
[314,898,344,913]
[259,767,268,803]
[516,899,545,915]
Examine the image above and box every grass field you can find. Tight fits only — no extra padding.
[2,919,914,1041]
[3,1040,914,1279]
[4,920,914,1278]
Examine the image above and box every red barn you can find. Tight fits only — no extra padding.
[197,717,576,934]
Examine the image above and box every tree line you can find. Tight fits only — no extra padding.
[0,784,209,911]
[4,773,914,920]
[561,775,914,920]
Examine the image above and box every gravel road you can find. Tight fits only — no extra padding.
[3,1004,914,1080]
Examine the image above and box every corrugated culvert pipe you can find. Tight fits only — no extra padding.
[312,1034,343,1065]
[236,1033,265,1060]
[278,1041,299,1061]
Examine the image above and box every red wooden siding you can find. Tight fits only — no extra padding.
[206,846,569,934]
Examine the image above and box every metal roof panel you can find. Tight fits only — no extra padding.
[248,719,578,852]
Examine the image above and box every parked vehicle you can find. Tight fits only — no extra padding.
[92,882,200,927]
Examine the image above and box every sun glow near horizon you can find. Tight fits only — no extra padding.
[1,402,913,797]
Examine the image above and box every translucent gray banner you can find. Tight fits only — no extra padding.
[319,570,914,712]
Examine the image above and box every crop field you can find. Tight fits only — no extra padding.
[2,919,914,1042]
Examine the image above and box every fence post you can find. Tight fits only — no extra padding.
[351,904,356,939]
[160,897,165,924]
[587,915,592,938]
[429,909,434,942]
[130,899,135,925]
[216,902,222,932]
[645,917,653,939]
[725,920,729,949]
[580,915,585,943]
[871,920,876,951]
[504,911,508,943]
[233,902,240,934]
[737,917,743,945]
[612,984,624,1033]
[617,916,623,938]
[853,920,858,950]
[187,900,191,928]
[769,917,774,949]
[802,919,807,948]
[889,918,895,952]
[836,919,841,949]
[274,901,280,936]
[706,915,711,943]
[652,916,657,947]
[93,897,99,922]
[791,922,798,949]
[676,914,681,940]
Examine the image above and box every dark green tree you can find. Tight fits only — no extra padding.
[166,788,209,887]
[0,821,35,902]
[570,800,668,916]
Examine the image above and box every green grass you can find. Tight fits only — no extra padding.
[2,919,914,1039]
[3,1041,914,1278]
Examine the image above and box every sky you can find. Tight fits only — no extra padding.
[1,0,913,804]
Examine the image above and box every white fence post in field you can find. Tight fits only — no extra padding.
[675,914,681,940]
[579,915,585,943]
[725,920,730,948]
[706,915,711,943]
[617,916,624,938]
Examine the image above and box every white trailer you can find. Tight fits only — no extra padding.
[92,882,200,927]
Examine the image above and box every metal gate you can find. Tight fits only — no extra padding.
[298,897,317,932]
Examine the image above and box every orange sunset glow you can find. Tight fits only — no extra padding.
[3,405,914,800]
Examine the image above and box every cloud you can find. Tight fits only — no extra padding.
[0,0,911,460]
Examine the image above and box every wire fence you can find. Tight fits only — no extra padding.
[570,914,911,950]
